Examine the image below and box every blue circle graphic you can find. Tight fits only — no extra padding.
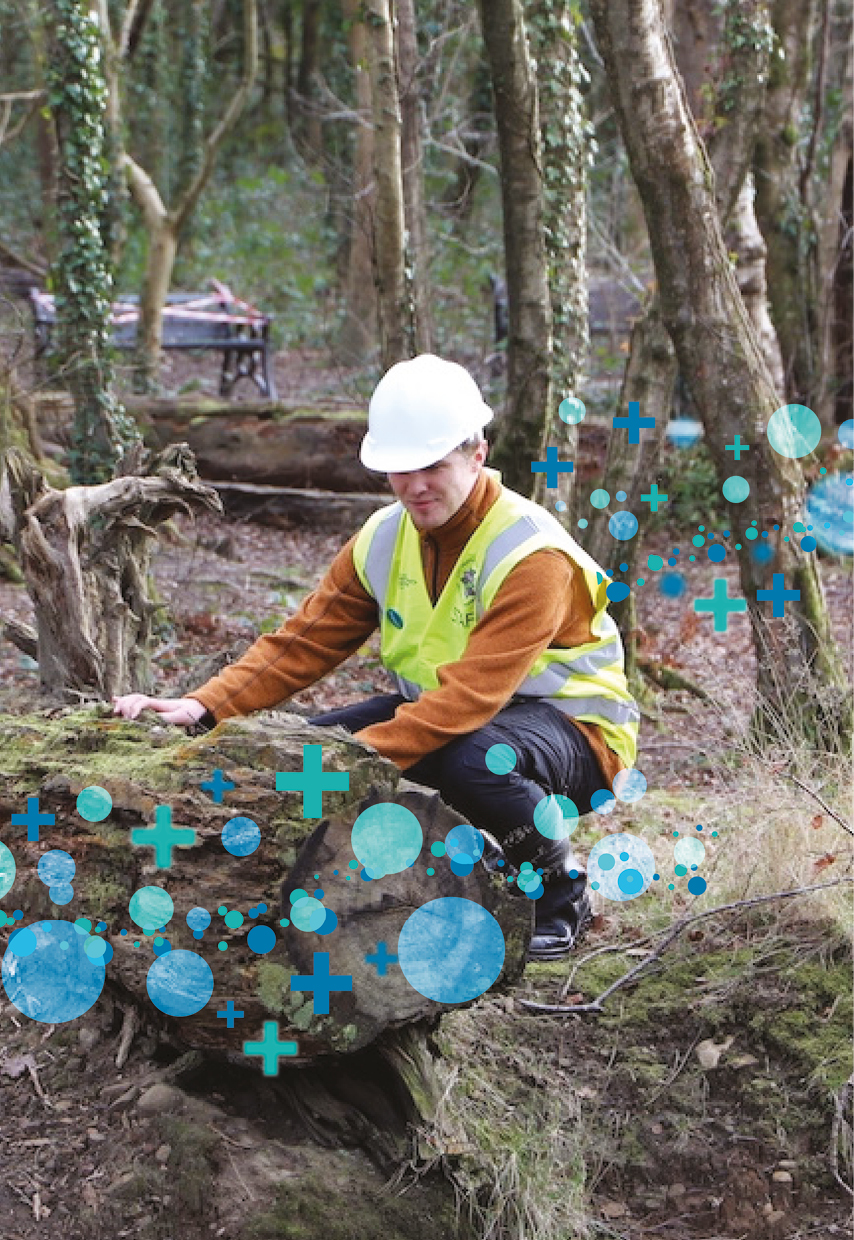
[659,572,685,597]
[767,404,822,458]
[76,786,112,822]
[484,743,517,775]
[2,920,106,1022]
[351,802,423,878]
[533,794,579,840]
[839,420,854,450]
[316,907,338,936]
[590,788,616,815]
[445,824,485,862]
[37,850,75,886]
[129,886,174,934]
[0,841,16,900]
[48,883,74,906]
[612,768,647,803]
[397,898,505,1004]
[606,582,631,602]
[559,397,586,425]
[247,925,277,954]
[186,907,211,932]
[146,949,213,1017]
[608,511,639,541]
[221,816,262,857]
[722,475,750,503]
[589,833,655,902]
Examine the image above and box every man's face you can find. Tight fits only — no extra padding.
[387,442,488,530]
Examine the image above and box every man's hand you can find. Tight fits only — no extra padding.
[112,695,207,726]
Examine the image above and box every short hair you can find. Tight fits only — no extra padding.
[455,431,487,457]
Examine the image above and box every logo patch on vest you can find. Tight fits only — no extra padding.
[386,608,404,629]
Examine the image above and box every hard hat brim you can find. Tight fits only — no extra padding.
[360,406,493,473]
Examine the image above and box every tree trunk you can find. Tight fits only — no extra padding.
[528,0,591,522]
[476,0,552,497]
[338,0,379,364]
[0,709,531,1067]
[397,0,434,355]
[589,0,847,735]
[726,174,786,397]
[752,0,821,407]
[137,215,179,392]
[292,0,323,164]
[362,0,411,369]
[47,0,140,483]
[1,444,222,698]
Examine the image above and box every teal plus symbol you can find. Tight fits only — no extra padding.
[531,446,574,489]
[291,951,353,1014]
[725,434,750,461]
[216,1000,244,1028]
[201,768,234,803]
[276,745,349,818]
[757,574,800,617]
[131,804,196,868]
[613,400,655,444]
[693,578,748,632]
[243,1021,298,1076]
[640,484,668,512]
[12,796,55,842]
[365,941,398,976]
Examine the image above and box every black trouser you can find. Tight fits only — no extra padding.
[309,694,603,900]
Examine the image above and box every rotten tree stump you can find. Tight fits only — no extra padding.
[0,709,532,1065]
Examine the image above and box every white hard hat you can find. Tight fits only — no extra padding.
[360,354,494,472]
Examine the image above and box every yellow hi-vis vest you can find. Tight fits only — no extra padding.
[352,472,639,768]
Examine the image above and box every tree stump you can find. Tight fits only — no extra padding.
[0,708,531,1069]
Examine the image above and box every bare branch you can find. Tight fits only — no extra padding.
[123,155,167,230]
[174,0,259,233]
[519,879,854,1016]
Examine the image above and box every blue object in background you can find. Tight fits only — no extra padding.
[805,474,853,557]
[666,419,703,448]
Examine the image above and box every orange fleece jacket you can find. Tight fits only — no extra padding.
[189,470,624,785]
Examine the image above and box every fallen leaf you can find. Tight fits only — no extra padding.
[1,1054,36,1079]
[81,1182,99,1211]
[811,814,824,829]
[814,853,836,872]
[601,1200,628,1219]
[695,1036,734,1070]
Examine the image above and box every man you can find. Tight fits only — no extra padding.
[114,354,639,959]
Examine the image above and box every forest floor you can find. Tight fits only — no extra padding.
[0,346,852,1240]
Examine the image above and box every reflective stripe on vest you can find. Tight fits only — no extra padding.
[352,476,639,768]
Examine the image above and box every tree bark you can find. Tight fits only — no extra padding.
[0,709,531,1063]
[362,0,411,369]
[1,444,222,698]
[338,0,379,364]
[476,0,552,497]
[397,0,434,354]
[589,0,847,731]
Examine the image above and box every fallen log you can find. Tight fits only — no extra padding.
[211,479,394,531]
[0,708,532,1069]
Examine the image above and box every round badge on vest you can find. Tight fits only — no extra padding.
[386,608,404,629]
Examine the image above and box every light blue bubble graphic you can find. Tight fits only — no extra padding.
[145,949,213,1017]
[247,925,276,954]
[2,919,105,1022]
[590,489,610,509]
[76,786,112,822]
[48,883,74,906]
[766,404,822,458]
[533,794,579,840]
[590,788,616,815]
[559,397,586,425]
[674,837,705,867]
[0,841,16,899]
[722,475,750,503]
[612,768,647,803]
[609,511,639,540]
[291,897,327,932]
[485,743,517,775]
[221,816,261,857]
[186,907,211,932]
[83,935,107,960]
[397,897,505,1004]
[666,418,703,448]
[351,802,423,879]
[805,473,854,557]
[588,833,655,902]
[129,886,174,934]
[839,420,854,450]
[38,850,75,886]
[445,824,485,862]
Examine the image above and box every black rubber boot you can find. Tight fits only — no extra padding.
[499,824,591,961]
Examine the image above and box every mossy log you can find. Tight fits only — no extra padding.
[0,708,532,1065]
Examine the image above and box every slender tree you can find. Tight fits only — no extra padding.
[476,0,552,496]
[589,0,847,735]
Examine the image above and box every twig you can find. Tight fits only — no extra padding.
[785,773,854,839]
[644,1033,702,1106]
[115,1005,139,1069]
[224,1142,256,1200]
[519,878,853,1016]
[26,1060,51,1108]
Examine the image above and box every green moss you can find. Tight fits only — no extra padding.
[257,962,293,1014]
[241,1172,462,1240]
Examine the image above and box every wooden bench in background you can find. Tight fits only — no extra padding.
[29,279,277,400]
